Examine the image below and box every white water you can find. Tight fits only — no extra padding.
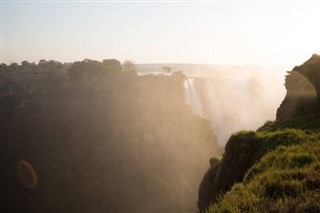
[183,78,203,116]
[184,73,286,147]
[137,64,286,147]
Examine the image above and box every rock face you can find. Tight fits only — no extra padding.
[198,131,259,212]
[1,60,222,212]
[277,54,320,120]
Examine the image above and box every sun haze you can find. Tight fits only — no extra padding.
[1,1,319,68]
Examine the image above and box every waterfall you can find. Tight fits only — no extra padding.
[183,78,203,116]
[184,75,285,147]
[202,78,241,147]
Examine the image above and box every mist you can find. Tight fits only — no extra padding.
[138,64,287,146]
[1,60,220,212]
[1,60,288,212]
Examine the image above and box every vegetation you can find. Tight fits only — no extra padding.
[207,122,320,212]
[1,59,221,212]
[3,54,320,212]
[198,54,320,213]
[198,127,317,212]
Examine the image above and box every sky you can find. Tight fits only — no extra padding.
[1,0,320,68]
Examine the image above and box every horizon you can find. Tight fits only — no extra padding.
[1,59,290,73]
[1,1,320,69]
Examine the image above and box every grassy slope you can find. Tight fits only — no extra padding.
[208,115,320,212]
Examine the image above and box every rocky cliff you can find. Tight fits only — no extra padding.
[277,54,320,120]
[1,60,222,212]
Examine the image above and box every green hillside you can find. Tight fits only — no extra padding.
[207,119,320,212]
[199,54,320,212]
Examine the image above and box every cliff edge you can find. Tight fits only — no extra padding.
[198,54,320,212]
[277,54,320,120]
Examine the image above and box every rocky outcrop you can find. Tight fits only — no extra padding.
[198,131,259,212]
[277,54,320,120]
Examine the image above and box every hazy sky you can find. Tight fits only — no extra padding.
[1,1,319,68]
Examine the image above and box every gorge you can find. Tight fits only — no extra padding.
[2,57,318,212]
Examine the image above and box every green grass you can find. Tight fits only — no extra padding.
[207,117,320,213]
[258,114,320,132]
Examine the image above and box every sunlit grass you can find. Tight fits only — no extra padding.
[207,117,320,213]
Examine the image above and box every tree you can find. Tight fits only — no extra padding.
[68,59,122,81]
[162,66,172,73]
[122,60,136,74]
[8,63,19,72]
[102,59,122,72]
[21,60,36,72]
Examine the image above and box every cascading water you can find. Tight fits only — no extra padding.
[184,74,286,147]
[201,77,249,147]
[183,78,203,116]
[138,64,286,148]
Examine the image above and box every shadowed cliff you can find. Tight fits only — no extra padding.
[277,54,320,120]
[1,59,221,212]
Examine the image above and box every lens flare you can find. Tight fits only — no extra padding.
[17,160,38,189]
